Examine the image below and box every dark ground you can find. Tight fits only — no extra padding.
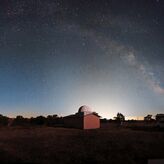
[0,125,164,164]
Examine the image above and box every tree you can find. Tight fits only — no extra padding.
[114,113,125,122]
[46,114,58,126]
[0,114,9,126]
[31,116,46,125]
[144,114,152,121]
[13,115,29,125]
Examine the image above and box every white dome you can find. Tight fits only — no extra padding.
[78,105,92,115]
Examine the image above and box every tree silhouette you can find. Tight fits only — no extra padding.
[13,115,29,126]
[0,114,8,126]
[144,114,152,121]
[46,115,58,126]
[114,113,125,122]
[30,116,46,125]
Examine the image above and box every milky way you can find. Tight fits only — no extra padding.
[0,0,164,119]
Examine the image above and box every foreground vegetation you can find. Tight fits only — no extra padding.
[0,125,163,164]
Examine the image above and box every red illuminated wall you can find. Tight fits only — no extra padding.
[83,114,100,129]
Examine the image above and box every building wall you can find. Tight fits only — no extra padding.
[83,114,100,129]
[63,116,83,129]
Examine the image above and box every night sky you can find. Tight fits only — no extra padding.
[0,0,164,119]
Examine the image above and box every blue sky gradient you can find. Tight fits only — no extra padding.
[0,0,164,119]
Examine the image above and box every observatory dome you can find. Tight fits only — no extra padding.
[78,105,92,115]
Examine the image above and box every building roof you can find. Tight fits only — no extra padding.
[156,114,164,116]
[78,105,92,115]
[63,105,100,118]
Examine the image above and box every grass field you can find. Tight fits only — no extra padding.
[0,125,164,164]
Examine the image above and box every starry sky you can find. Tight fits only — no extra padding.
[0,0,164,119]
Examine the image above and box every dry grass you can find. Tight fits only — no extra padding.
[0,125,164,164]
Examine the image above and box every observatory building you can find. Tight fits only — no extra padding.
[63,105,100,129]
